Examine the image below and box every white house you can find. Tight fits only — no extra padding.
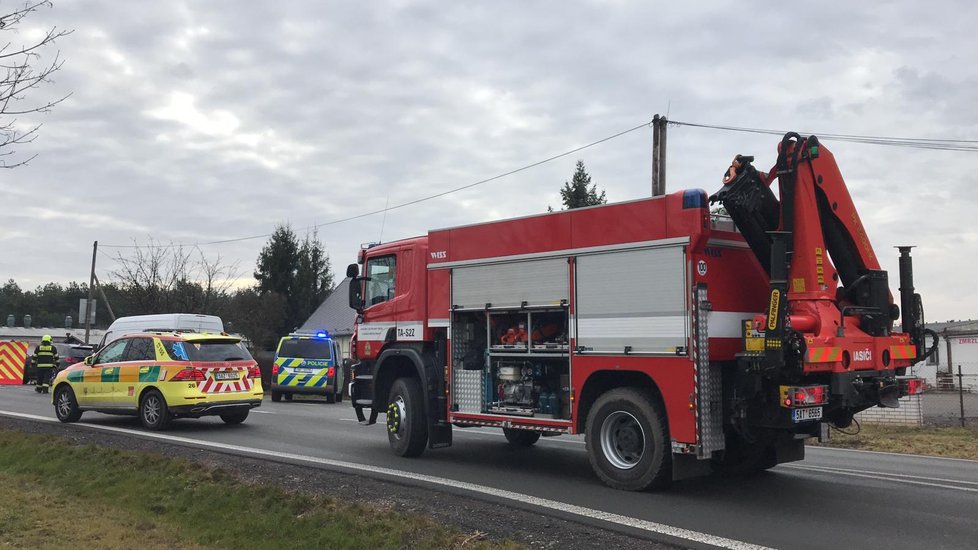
[912,320,978,391]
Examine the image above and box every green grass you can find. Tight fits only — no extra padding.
[0,429,517,549]
[811,423,978,460]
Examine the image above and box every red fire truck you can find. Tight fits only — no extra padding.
[346,132,934,490]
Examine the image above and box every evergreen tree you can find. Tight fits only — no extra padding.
[253,224,334,340]
[292,230,334,329]
[557,160,606,210]
[254,225,300,297]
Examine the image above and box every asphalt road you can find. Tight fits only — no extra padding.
[1,384,975,550]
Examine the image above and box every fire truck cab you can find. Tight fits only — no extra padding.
[347,134,930,490]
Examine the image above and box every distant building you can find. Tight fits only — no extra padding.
[913,320,978,391]
[298,278,357,360]
[0,327,106,347]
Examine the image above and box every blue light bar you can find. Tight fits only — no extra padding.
[316,330,329,338]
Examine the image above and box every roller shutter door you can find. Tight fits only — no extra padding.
[575,246,687,354]
[452,258,568,309]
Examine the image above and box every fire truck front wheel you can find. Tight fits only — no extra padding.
[585,388,671,491]
[386,377,429,457]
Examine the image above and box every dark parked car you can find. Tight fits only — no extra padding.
[22,343,95,385]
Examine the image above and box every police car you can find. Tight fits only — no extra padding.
[51,332,262,430]
[271,331,344,403]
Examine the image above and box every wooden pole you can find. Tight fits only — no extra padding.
[651,115,667,196]
[94,273,116,323]
[85,241,97,344]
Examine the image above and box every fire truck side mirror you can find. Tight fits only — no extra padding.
[346,263,359,278]
[348,277,364,312]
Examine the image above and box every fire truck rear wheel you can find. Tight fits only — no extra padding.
[585,388,671,491]
[503,428,541,447]
[387,377,428,457]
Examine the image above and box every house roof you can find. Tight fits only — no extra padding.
[299,277,357,337]
[925,319,978,335]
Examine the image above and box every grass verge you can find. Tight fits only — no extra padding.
[0,429,517,549]
[811,423,978,460]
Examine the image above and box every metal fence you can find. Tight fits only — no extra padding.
[922,366,978,427]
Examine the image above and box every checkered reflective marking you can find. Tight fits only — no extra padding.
[692,284,724,458]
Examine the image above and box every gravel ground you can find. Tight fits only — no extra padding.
[0,416,681,549]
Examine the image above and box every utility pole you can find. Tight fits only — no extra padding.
[651,114,668,196]
[94,274,116,323]
[85,240,97,344]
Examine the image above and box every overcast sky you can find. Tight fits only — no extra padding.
[3,1,976,322]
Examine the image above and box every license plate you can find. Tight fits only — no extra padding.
[792,407,823,423]
[294,368,316,374]
[214,371,239,381]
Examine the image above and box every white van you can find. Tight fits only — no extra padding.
[99,314,225,348]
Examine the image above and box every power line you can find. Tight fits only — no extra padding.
[100,117,978,250]
[671,120,978,152]
[101,119,654,249]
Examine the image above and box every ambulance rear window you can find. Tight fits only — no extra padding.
[162,339,253,362]
[277,339,332,360]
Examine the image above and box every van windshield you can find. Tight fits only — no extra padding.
[162,339,253,362]
[277,339,333,361]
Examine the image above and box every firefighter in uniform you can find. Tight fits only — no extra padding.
[31,335,59,394]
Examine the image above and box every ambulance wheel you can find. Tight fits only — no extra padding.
[386,377,428,457]
[271,391,282,402]
[54,386,82,423]
[503,428,540,447]
[140,389,172,430]
[585,388,671,491]
[220,410,249,425]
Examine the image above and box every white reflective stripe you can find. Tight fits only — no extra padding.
[357,322,395,341]
[576,316,686,338]
[708,312,756,338]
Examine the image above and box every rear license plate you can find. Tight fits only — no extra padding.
[214,372,239,381]
[294,368,315,374]
[792,407,823,423]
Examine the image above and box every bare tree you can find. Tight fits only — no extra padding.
[1,1,71,168]
[110,240,239,314]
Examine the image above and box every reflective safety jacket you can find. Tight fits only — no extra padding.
[33,343,58,368]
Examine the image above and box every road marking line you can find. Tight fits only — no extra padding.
[250,410,276,414]
[0,410,772,550]
[784,463,978,486]
[807,445,978,464]
[783,464,978,493]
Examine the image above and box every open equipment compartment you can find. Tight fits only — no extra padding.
[451,306,570,419]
